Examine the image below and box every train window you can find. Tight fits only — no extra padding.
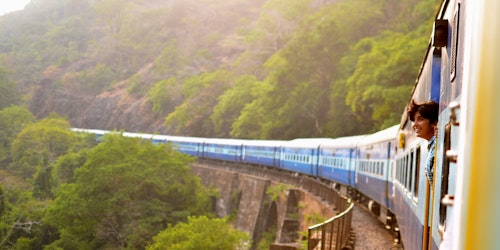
[402,156,407,189]
[397,159,401,184]
[439,123,452,227]
[396,160,401,183]
[408,152,414,194]
[450,4,460,81]
[414,147,421,199]
[404,154,411,190]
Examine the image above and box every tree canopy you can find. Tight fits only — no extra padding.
[45,133,214,249]
[147,216,250,250]
[0,107,224,248]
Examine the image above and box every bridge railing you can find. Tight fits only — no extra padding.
[308,201,354,250]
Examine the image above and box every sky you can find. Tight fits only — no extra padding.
[0,0,31,16]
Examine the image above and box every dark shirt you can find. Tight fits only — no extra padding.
[426,136,436,187]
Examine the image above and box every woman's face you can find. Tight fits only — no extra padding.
[412,111,435,140]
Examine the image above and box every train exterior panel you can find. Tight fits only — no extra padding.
[241,140,283,167]
[279,139,336,176]
[356,125,398,208]
[317,135,366,186]
[202,138,245,162]
[162,135,206,157]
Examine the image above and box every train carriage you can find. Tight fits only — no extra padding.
[355,125,398,221]
[155,135,206,157]
[202,138,245,162]
[280,138,336,176]
[317,135,366,188]
[241,140,283,167]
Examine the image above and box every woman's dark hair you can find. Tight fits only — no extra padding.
[407,99,439,123]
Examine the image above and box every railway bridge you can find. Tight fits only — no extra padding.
[191,159,355,250]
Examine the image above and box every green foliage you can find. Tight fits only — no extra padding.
[211,75,265,137]
[45,133,214,249]
[164,70,233,136]
[0,106,34,164]
[345,27,429,130]
[10,114,75,178]
[266,183,291,201]
[51,150,88,185]
[148,78,182,116]
[0,174,55,249]
[0,68,19,109]
[147,216,250,250]
[83,63,115,93]
[257,231,276,250]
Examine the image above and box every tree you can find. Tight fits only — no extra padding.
[0,172,55,249]
[0,68,19,110]
[147,216,250,250]
[148,78,182,116]
[10,114,75,179]
[164,70,233,136]
[211,75,264,137]
[345,28,429,130]
[0,106,35,165]
[45,134,214,249]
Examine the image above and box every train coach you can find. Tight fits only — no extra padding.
[316,135,366,192]
[354,125,399,222]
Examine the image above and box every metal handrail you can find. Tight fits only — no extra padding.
[308,201,354,250]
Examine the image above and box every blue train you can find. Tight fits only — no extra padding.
[73,0,500,249]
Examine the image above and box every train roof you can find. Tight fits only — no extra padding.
[357,125,399,146]
[327,135,368,148]
[71,128,109,134]
[284,138,337,148]
[153,134,208,143]
[204,137,248,146]
[122,131,154,139]
[242,139,287,147]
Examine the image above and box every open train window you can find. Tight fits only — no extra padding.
[439,123,452,227]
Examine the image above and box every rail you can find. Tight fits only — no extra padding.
[308,201,355,250]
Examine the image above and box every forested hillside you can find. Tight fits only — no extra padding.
[0,0,439,139]
[0,0,443,248]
